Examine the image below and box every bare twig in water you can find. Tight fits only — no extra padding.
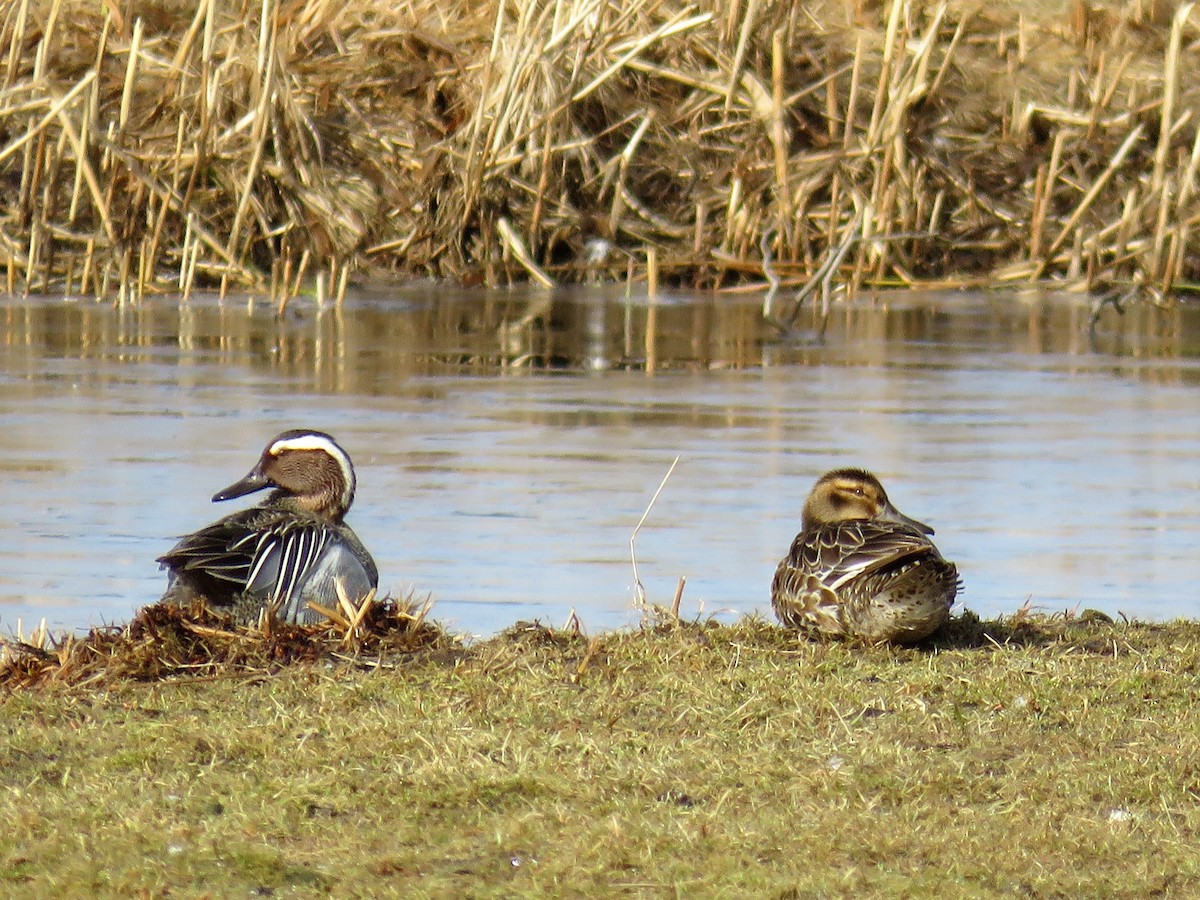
[497,217,555,288]
[760,228,781,320]
[630,455,681,610]
[1087,274,1163,345]
[762,211,864,338]
[784,211,863,330]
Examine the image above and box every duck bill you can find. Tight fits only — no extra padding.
[212,465,272,502]
[879,502,934,535]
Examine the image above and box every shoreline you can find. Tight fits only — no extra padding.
[0,599,1160,689]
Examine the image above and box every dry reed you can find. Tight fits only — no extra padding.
[1,0,1199,302]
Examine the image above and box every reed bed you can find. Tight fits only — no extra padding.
[2,0,1199,302]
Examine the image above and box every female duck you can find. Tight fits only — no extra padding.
[158,429,378,624]
[771,468,959,643]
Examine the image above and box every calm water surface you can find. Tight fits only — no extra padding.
[1,286,1197,636]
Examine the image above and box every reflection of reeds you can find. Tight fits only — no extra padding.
[2,1,1200,300]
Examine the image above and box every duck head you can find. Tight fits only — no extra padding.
[801,468,933,535]
[214,429,357,520]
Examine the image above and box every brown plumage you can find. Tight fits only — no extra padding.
[771,468,960,643]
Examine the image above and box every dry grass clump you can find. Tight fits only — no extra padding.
[0,595,453,688]
[3,0,1200,301]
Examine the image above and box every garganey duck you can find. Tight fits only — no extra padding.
[771,468,959,643]
[157,429,378,624]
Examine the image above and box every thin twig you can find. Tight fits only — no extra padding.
[630,455,681,609]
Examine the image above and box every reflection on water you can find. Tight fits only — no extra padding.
[1,286,1198,636]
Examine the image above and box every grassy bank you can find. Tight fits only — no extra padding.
[4,609,1200,895]
[3,1,1200,303]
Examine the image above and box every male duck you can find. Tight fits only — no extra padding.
[771,468,959,643]
[158,429,378,624]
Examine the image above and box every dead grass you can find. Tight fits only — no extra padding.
[0,596,454,689]
[4,609,1200,895]
[3,0,1200,302]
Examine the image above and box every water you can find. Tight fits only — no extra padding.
[1,286,1197,636]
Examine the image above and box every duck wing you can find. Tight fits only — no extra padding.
[158,508,331,608]
[791,520,939,592]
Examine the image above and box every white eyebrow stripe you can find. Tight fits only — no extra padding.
[269,434,343,455]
